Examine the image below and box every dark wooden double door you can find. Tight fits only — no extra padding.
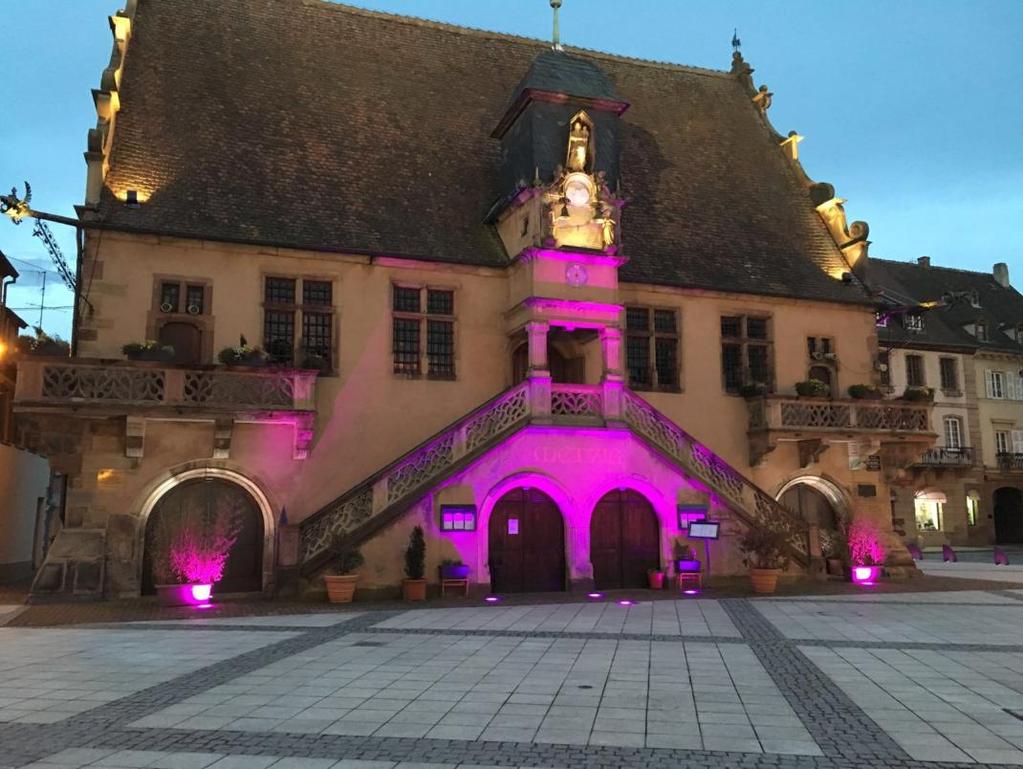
[590,490,659,589]
[142,478,264,594]
[488,489,565,593]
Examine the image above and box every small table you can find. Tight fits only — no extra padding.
[676,572,702,592]
[440,578,469,598]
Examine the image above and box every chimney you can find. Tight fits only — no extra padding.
[917,256,930,268]
[993,262,1010,288]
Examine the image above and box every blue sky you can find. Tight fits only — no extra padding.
[2,0,1021,338]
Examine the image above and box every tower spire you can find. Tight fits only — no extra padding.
[551,0,563,52]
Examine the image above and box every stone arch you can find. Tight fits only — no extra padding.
[775,475,851,530]
[135,467,277,595]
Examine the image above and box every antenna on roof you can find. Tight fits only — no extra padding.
[732,28,742,54]
[550,0,564,52]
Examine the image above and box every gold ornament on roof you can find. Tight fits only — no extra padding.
[566,116,591,171]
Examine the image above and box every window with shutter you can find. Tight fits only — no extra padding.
[989,371,1005,399]
[943,417,962,449]
[1013,430,1023,454]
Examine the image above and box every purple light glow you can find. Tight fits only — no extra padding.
[683,589,700,596]
[851,565,880,585]
[190,583,213,603]
[587,592,604,599]
[484,595,501,603]
[617,599,636,607]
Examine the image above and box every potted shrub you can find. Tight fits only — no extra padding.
[821,528,848,576]
[439,558,469,580]
[847,384,883,400]
[218,336,266,367]
[402,525,427,601]
[323,538,364,604]
[673,540,701,574]
[901,386,933,403]
[847,519,886,584]
[795,379,830,398]
[738,522,791,595]
[147,500,241,607]
[300,352,330,374]
[647,567,666,590]
[123,340,175,362]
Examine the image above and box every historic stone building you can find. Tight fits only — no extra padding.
[871,257,1023,548]
[12,0,936,599]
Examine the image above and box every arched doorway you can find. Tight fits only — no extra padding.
[807,365,834,397]
[994,487,1023,543]
[142,478,264,594]
[488,488,565,592]
[158,322,202,365]
[590,490,660,589]
[779,482,840,530]
[511,341,585,384]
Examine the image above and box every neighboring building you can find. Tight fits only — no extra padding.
[0,251,53,583]
[13,1,936,599]
[871,257,1023,547]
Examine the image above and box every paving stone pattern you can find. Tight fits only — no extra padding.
[2,594,1023,768]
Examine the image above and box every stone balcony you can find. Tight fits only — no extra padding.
[747,395,936,470]
[13,357,318,459]
[915,446,974,468]
[997,453,1023,472]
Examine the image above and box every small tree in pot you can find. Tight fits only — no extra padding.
[738,521,792,595]
[402,525,427,601]
[323,537,364,604]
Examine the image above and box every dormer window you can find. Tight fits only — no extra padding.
[976,320,988,342]
[875,311,889,328]
[969,289,981,308]
[905,314,924,333]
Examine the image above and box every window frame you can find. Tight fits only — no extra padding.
[148,275,215,364]
[966,492,980,527]
[943,416,962,450]
[905,313,924,333]
[905,354,926,388]
[262,275,337,372]
[391,283,457,380]
[939,357,960,394]
[720,314,773,394]
[624,305,681,392]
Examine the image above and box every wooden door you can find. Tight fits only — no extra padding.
[143,478,264,594]
[488,488,565,592]
[159,321,203,365]
[780,484,839,530]
[590,490,660,589]
[995,487,1023,544]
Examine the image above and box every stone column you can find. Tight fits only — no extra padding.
[600,327,625,422]
[526,321,550,372]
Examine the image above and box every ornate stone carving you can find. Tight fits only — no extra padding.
[551,385,602,420]
[184,371,294,408]
[752,84,773,113]
[42,365,164,402]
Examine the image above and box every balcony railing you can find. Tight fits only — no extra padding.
[748,395,932,435]
[14,358,317,412]
[998,453,1023,472]
[916,447,973,466]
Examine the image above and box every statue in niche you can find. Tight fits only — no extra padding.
[566,117,591,172]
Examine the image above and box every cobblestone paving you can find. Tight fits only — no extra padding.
[2,593,1023,768]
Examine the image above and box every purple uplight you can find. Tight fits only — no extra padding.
[617,599,636,607]
[190,583,213,603]
[587,592,604,600]
[851,565,880,586]
[484,595,501,603]
[682,589,700,596]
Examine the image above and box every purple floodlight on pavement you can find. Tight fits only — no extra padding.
[682,588,700,596]
[587,592,604,600]
[484,595,501,604]
[617,599,636,607]
[851,565,880,585]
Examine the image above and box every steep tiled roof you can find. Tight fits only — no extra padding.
[870,258,1023,354]
[96,0,868,304]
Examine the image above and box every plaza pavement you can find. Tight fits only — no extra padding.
[5,588,1023,767]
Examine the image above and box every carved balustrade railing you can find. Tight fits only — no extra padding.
[551,384,603,421]
[749,395,932,436]
[15,358,317,412]
[997,453,1023,472]
[622,390,810,564]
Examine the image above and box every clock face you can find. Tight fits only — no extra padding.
[565,263,588,287]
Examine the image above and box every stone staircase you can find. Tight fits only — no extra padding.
[297,379,811,576]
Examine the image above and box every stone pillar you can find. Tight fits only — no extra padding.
[526,321,550,372]
[600,326,623,379]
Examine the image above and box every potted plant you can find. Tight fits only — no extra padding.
[300,352,330,374]
[147,500,241,607]
[821,528,848,576]
[847,384,883,400]
[402,525,427,601]
[123,340,175,362]
[439,558,469,580]
[795,379,830,398]
[673,540,701,574]
[647,567,666,589]
[218,335,266,367]
[847,519,886,584]
[737,522,792,595]
[323,538,364,604]
[901,386,933,402]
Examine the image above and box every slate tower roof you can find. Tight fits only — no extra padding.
[96,0,869,305]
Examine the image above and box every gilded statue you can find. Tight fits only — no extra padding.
[566,117,591,172]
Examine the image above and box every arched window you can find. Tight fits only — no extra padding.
[914,490,946,532]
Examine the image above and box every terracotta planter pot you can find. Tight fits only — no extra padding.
[749,568,781,595]
[402,578,427,601]
[647,571,665,590]
[155,583,212,607]
[324,574,359,604]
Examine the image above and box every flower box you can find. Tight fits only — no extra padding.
[676,559,701,573]
[156,583,213,607]
[439,563,470,580]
